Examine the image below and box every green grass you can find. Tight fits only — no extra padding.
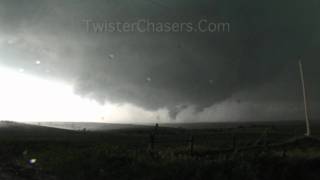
[1,121,320,179]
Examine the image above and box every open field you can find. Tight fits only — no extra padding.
[1,120,320,180]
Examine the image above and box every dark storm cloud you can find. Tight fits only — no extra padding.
[1,0,320,120]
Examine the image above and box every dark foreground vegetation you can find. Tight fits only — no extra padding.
[1,120,320,180]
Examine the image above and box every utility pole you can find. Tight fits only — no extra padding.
[299,60,311,136]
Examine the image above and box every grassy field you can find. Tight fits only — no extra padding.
[1,120,320,180]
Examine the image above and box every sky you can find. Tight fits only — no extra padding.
[0,0,319,123]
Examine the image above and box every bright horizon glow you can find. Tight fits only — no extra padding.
[0,66,111,122]
[0,65,169,123]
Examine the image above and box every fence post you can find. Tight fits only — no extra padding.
[263,128,269,147]
[232,134,237,151]
[149,133,155,150]
[154,123,159,134]
[282,148,287,157]
[189,135,194,155]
